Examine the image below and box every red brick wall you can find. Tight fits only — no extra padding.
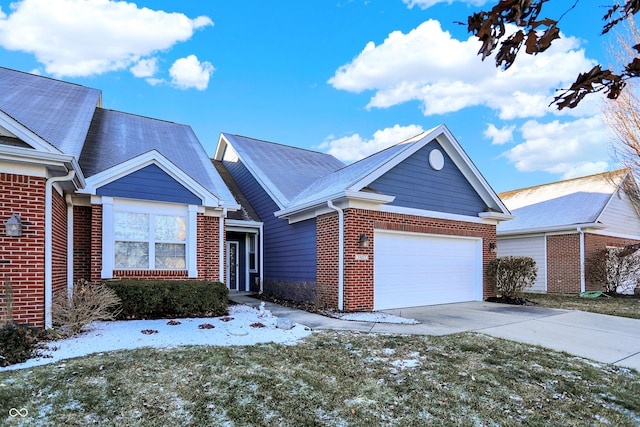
[545,232,640,294]
[0,173,46,327]
[51,189,67,300]
[197,215,222,281]
[316,208,497,312]
[546,234,581,294]
[73,206,92,281]
[89,204,222,282]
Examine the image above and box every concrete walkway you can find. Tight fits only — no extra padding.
[229,294,640,371]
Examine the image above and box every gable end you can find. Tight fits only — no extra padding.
[368,141,486,216]
[96,163,202,205]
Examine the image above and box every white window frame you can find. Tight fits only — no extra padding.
[101,197,197,278]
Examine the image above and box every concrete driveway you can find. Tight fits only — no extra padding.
[230,295,640,371]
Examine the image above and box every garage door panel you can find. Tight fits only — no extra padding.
[374,231,481,310]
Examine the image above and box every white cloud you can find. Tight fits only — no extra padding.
[130,58,158,78]
[168,55,214,91]
[503,116,610,179]
[0,0,213,78]
[319,124,425,162]
[328,20,597,119]
[403,0,490,9]
[484,123,515,145]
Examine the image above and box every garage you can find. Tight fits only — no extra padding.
[373,230,483,310]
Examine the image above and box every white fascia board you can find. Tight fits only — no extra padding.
[0,110,60,154]
[497,222,604,237]
[275,190,395,220]
[0,145,85,188]
[80,149,221,207]
[380,204,504,225]
[216,134,286,210]
[478,211,515,221]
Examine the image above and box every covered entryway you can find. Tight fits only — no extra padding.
[373,230,483,310]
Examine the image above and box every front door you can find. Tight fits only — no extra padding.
[226,241,239,290]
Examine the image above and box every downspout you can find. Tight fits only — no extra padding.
[45,170,75,329]
[327,200,344,311]
[259,222,264,294]
[219,208,227,283]
[578,227,586,293]
[65,194,74,299]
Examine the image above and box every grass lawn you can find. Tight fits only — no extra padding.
[2,331,639,426]
[525,293,640,320]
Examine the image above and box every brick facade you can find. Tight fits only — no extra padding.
[317,208,497,311]
[1,173,47,327]
[545,232,640,294]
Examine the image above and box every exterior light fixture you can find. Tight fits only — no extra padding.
[358,233,370,248]
[489,242,497,253]
[5,213,22,237]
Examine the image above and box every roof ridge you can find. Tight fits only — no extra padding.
[98,108,185,126]
[499,169,628,198]
[0,66,97,91]
[224,132,339,158]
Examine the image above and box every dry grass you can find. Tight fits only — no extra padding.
[526,293,640,320]
[2,331,639,426]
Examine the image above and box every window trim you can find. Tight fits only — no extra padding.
[101,197,198,278]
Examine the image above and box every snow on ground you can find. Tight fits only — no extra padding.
[329,312,419,324]
[1,305,312,372]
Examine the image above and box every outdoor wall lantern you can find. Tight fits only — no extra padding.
[358,233,370,248]
[489,242,497,253]
[5,213,22,237]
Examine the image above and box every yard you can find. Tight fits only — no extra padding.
[525,293,640,320]
[1,330,639,426]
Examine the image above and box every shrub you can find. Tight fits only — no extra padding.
[0,323,44,367]
[105,280,228,319]
[262,279,318,306]
[487,256,537,299]
[52,279,123,336]
[586,246,640,294]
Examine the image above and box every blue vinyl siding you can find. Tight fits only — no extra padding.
[369,142,486,216]
[223,157,317,282]
[97,164,202,205]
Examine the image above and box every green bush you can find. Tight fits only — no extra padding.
[0,324,43,367]
[487,256,537,299]
[105,280,228,319]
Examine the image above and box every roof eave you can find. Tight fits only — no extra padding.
[497,222,605,237]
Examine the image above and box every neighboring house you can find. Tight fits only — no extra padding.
[497,170,640,294]
[214,127,513,311]
[0,67,239,328]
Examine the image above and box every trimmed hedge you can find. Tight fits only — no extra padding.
[105,280,228,320]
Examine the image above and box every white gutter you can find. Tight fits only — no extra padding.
[65,195,74,299]
[578,227,586,293]
[327,200,344,311]
[259,222,264,294]
[219,208,227,283]
[45,170,75,329]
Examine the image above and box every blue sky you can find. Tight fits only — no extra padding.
[0,0,621,193]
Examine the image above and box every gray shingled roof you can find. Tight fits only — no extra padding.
[497,170,628,233]
[221,133,346,207]
[0,67,101,158]
[80,109,235,204]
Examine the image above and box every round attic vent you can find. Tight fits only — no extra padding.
[429,149,444,171]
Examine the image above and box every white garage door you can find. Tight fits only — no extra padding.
[374,230,482,310]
